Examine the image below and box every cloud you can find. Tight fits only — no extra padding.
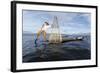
[23,10,91,34]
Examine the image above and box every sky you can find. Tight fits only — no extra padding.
[23,10,91,34]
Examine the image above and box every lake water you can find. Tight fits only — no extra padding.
[22,33,91,63]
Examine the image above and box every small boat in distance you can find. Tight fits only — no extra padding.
[61,36,84,43]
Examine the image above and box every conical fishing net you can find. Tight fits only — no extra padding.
[49,16,62,43]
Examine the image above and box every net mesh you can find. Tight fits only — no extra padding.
[49,16,62,43]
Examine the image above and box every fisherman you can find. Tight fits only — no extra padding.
[35,22,51,43]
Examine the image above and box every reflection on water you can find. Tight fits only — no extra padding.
[22,33,91,63]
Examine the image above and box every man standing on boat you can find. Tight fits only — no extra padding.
[35,22,51,43]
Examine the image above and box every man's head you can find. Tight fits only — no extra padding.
[45,22,49,25]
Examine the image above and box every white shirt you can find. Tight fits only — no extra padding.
[41,24,51,31]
